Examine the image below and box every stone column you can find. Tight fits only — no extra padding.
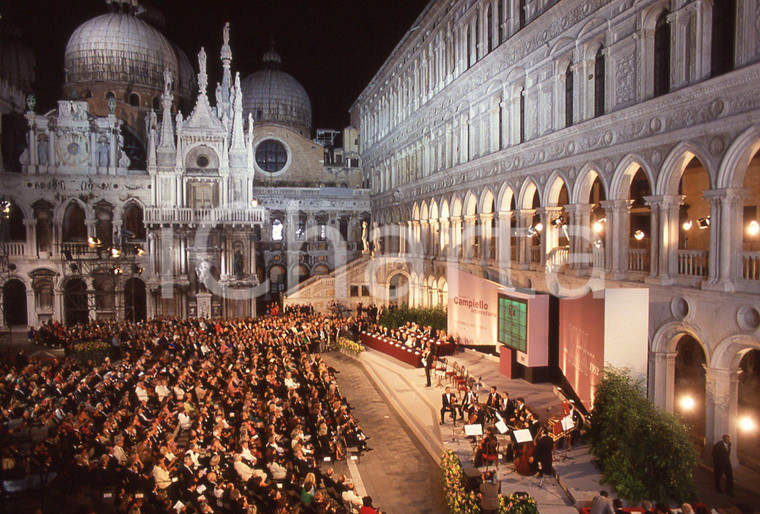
[645,195,684,280]
[703,188,748,291]
[601,199,633,276]
[649,350,678,411]
[480,213,494,266]
[439,219,450,260]
[24,219,36,258]
[565,204,594,270]
[497,211,512,269]
[537,207,562,268]
[516,210,534,269]
[463,215,477,262]
[450,216,462,262]
[705,367,740,466]
[429,220,439,257]
[420,220,430,257]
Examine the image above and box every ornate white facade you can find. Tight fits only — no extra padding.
[0,4,369,326]
[352,0,760,460]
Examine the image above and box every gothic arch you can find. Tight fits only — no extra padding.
[429,199,439,221]
[573,163,608,204]
[420,201,429,221]
[450,194,463,217]
[610,153,655,200]
[496,183,515,212]
[479,187,495,214]
[717,125,760,189]
[440,198,450,219]
[412,202,421,221]
[518,179,541,209]
[463,190,478,216]
[656,141,714,195]
[544,171,569,206]
[549,37,575,58]
[54,197,92,226]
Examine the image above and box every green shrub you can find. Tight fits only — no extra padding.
[589,367,697,504]
[379,304,447,332]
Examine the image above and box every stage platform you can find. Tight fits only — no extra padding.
[359,347,606,512]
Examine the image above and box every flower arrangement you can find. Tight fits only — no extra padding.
[69,340,110,353]
[441,449,481,513]
[337,337,365,355]
[441,449,539,514]
[501,492,538,514]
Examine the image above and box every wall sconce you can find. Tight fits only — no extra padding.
[634,230,645,241]
[682,220,693,231]
[593,217,607,233]
[748,220,760,237]
[552,216,565,227]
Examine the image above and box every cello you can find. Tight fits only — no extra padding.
[513,439,537,475]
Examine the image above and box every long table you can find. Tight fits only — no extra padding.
[360,332,457,368]
[360,332,424,367]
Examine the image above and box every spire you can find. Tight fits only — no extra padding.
[174,112,184,168]
[246,112,254,170]
[185,47,223,130]
[230,72,245,154]
[220,22,232,107]
[146,111,157,167]
[262,38,282,70]
[158,69,176,153]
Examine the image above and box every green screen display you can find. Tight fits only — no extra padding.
[497,294,527,352]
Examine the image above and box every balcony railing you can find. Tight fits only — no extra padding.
[743,252,760,280]
[676,250,708,277]
[144,207,264,225]
[628,249,650,272]
[3,241,26,256]
[529,246,541,263]
[547,246,569,269]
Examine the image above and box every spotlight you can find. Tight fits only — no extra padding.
[112,266,122,276]
[535,222,544,233]
[87,236,101,246]
[697,217,710,229]
[552,216,565,227]
[678,395,696,412]
[748,220,760,237]
[593,239,603,248]
[634,230,645,241]
[110,247,122,258]
[739,416,756,432]
[526,226,537,237]
[0,200,11,216]
[682,220,693,231]
[250,198,259,208]
[136,247,147,256]
[593,221,604,233]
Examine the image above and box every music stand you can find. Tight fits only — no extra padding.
[560,415,575,461]
[464,424,483,437]
[512,429,532,444]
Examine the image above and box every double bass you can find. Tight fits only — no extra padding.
[513,439,537,476]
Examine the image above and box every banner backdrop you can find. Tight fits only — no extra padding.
[446,264,499,345]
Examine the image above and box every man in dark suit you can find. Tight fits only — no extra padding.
[712,433,733,495]
[440,386,459,425]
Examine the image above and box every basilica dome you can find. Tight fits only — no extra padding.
[63,3,193,104]
[241,47,312,135]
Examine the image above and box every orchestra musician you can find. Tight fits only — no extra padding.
[461,385,478,416]
[474,426,498,467]
[531,425,556,486]
[485,386,500,423]
[510,397,527,426]
[440,386,460,425]
[500,391,515,422]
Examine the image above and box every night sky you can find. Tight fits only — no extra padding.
[2,0,431,130]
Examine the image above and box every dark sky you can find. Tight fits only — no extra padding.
[2,0,430,130]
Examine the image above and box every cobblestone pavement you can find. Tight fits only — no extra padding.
[322,351,447,514]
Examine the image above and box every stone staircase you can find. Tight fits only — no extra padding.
[283,255,372,313]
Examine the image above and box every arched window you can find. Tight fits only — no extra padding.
[594,46,605,117]
[519,88,526,143]
[711,0,735,77]
[654,11,671,98]
[497,0,504,43]
[129,93,140,107]
[123,203,146,241]
[152,96,160,111]
[486,5,493,53]
[466,26,473,69]
[565,63,574,128]
[62,202,87,242]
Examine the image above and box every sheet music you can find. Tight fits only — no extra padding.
[495,421,509,434]
[513,428,532,443]
[464,424,483,436]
